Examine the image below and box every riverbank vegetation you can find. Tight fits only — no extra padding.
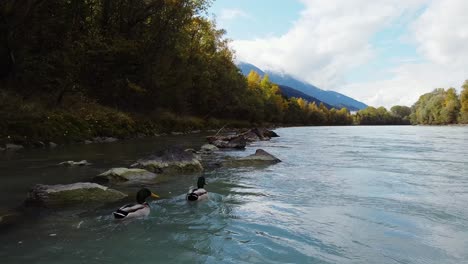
[1,1,466,146]
[354,81,468,125]
[0,0,353,146]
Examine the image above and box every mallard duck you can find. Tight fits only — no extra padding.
[187,176,208,201]
[113,188,159,219]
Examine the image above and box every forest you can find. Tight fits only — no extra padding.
[0,0,353,145]
[354,81,468,125]
[0,0,467,146]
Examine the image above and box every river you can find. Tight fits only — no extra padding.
[0,126,467,263]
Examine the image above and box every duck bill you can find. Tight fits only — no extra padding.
[151,193,160,199]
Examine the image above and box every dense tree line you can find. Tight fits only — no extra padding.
[0,0,354,131]
[0,0,251,117]
[246,71,353,125]
[354,106,411,125]
[355,80,468,125]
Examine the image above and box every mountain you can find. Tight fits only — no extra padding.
[238,62,367,111]
[278,85,333,109]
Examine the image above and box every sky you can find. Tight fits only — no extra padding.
[208,0,468,108]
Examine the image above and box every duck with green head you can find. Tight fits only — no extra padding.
[113,188,159,219]
[187,176,208,201]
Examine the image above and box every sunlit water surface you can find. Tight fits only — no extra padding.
[0,126,467,263]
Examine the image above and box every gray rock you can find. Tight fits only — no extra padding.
[49,142,58,148]
[93,168,157,184]
[93,137,118,143]
[240,131,261,142]
[0,209,21,229]
[25,182,127,207]
[5,144,24,151]
[131,148,203,173]
[207,135,247,149]
[222,149,281,167]
[84,140,93,144]
[33,141,46,148]
[171,132,184,135]
[199,144,219,153]
[59,160,91,166]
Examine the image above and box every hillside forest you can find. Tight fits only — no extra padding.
[0,0,467,146]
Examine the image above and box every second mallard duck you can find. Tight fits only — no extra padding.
[187,176,208,201]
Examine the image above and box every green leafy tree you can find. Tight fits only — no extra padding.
[460,80,468,123]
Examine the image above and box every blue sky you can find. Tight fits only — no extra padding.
[209,0,304,40]
[207,0,468,108]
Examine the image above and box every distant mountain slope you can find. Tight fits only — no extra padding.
[278,85,333,109]
[238,62,367,110]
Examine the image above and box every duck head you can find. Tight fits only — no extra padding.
[136,188,160,204]
[197,176,206,189]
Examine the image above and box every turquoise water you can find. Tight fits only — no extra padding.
[1,126,468,263]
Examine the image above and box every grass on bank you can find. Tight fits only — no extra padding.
[0,91,253,146]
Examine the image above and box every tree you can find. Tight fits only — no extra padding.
[390,105,411,119]
[460,80,468,123]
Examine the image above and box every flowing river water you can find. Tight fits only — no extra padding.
[0,126,467,263]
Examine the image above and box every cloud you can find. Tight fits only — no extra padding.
[219,8,249,21]
[230,0,468,108]
[341,0,468,107]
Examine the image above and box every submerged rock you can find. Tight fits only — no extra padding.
[26,182,127,207]
[48,142,58,148]
[199,144,219,153]
[131,148,203,173]
[93,168,157,184]
[93,137,118,143]
[33,141,46,148]
[0,209,22,229]
[58,160,91,166]
[222,149,281,167]
[5,144,24,151]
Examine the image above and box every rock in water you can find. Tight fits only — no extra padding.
[199,144,219,154]
[131,148,203,173]
[5,144,24,151]
[0,209,22,230]
[26,182,127,207]
[207,135,247,149]
[222,149,281,167]
[58,160,91,166]
[92,137,118,143]
[93,168,157,184]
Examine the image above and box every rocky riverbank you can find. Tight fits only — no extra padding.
[0,128,281,228]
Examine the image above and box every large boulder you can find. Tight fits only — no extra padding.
[206,128,278,147]
[26,182,127,207]
[131,148,203,173]
[254,128,279,138]
[239,128,279,141]
[93,168,157,184]
[222,149,281,167]
[207,135,247,149]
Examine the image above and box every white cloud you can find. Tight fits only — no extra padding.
[219,8,249,21]
[230,0,468,108]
